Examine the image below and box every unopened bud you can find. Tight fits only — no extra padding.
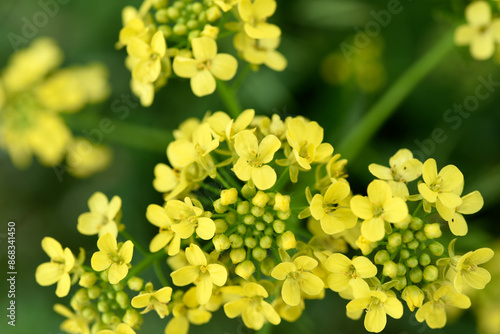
[423,265,438,282]
[214,199,227,213]
[388,233,402,247]
[260,235,273,249]
[230,248,246,264]
[273,220,285,234]
[221,188,238,206]
[229,234,243,248]
[410,217,423,231]
[213,234,230,252]
[245,237,257,249]
[237,201,250,215]
[428,241,444,256]
[235,260,256,279]
[79,272,98,288]
[409,267,422,283]
[214,219,228,233]
[402,286,424,311]
[242,183,256,199]
[424,223,442,239]
[278,231,296,250]
[383,261,398,278]
[419,253,431,266]
[374,250,390,265]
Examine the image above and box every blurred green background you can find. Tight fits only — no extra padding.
[1,0,500,333]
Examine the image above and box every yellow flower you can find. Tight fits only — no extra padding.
[351,180,408,242]
[167,122,219,174]
[455,1,500,60]
[368,148,422,198]
[233,130,281,190]
[234,33,287,71]
[170,244,228,305]
[35,237,75,297]
[271,256,324,306]
[224,283,281,330]
[118,11,150,47]
[131,282,173,318]
[165,288,213,334]
[98,323,136,334]
[418,158,464,216]
[436,190,484,236]
[214,0,238,12]
[355,235,377,255]
[91,233,134,284]
[346,287,403,333]
[401,285,424,312]
[285,117,333,181]
[415,285,471,329]
[272,296,304,322]
[54,304,90,334]
[325,253,377,296]
[166,197,216,240]
[450,248,494,293]
[146,204,181,255]
[238,0,281,39]
[310,181,357,234]
[127,31,167,83]
[77,192,122,238]
[173,37,238,97]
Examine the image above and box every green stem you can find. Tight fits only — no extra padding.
[232,63,252,92]
[271,166,290,192]
[199,181,222,195]
[336,29,454,161]
[216,173,233,190]
[218,167,241,190]
[127,250,168,279]
[154,261,170,287]
[412,201,423,217]
[120,229,148,256]
[217,80,242,118]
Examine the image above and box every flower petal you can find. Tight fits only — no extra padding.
[210,54,238,80]
[191,69,216,97]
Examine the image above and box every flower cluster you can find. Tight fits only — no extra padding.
[117,0,285,105]
[0,38,111,176]
[454,1,500,60]
[36,111,493,334]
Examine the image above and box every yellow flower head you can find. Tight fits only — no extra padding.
[310,180,357,235]
[146,204,181,255]
[170,243,228,305]
[450,247,494,293]
[368,148,422,198]
[166,197,216,240]
[54,304,90,334]
[127,31,167,84]
[91,233,134,284]
[238,0,281,39]
[233,130,281,190]
[234,33,287,71]
[36,237,75,297]
[173,37,238,97]
[325,253,377,296]
[351,180,408,242]
[271,255,324,306]
[455,1,500,60]
[131,282,173,318]
[214,0,239,12]
[346,286,403,333]
[418,158,464,216]
[98,323,137,334]
[415,285,471,329]
[77,192,122,238]
[224,282,281,330]
[437,190,484,236]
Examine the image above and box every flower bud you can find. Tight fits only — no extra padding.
[395,276,407,290]
[255,221,266,231]
[192,3,204,14]
[410,217,423,231]
[213,234,230,252]
[167,7,180,20]
[79,272,98,288]
[213,199,227,214]
[251,206,265,217]
[229,234,243,248]
[116,291,129,309]
[187,20,199,30]
[414,230,426,242]
[419,253,431,266]
[230,248,246,264]
[273,220,285,234]
[152,0,168,9]
[123,308,142,328]
[237,201,250,215]
[402,286,424,311]
[245,237,257,249]
[407,239,419,250]
[235,260,256,279]
[237,224,247,235]
[386,245,399,254]
[259,235,273,249]
[409,267,422,283]
[97,300,109,313]
[406,256,418,268]
[214,219,228,233]
[424,223,442,239]
[278,231,296,250]
[374,250,390,265]
[221,188,238,206]
[206,6,222,22]
[396,263,407,276]
[243,214,255,225]
[388,232,402,247]
[250,247,265,261]
[158,25,173,39]
[428,241,444,256]
[277,210,291,220]
[402,230,414,243]
[156,9,169,23]
[81,305,98,321]
[274,193,291,212]
[71,289,89,311]
[383,261,398,278]
[252,191,270,207]
[173,23,188,36]
[242,183,256,199]
[88,286,101,299]
[399,248,410,260]
[263,212,274,223]
[423,265,438,282]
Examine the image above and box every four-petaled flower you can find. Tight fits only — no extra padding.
[146,204,182,255]
[127,31,167,83]
[77,192,122,238]
[91,233,134,284]
[131,282,173,318]
[450,247,494,293]
[238,0,281,39]
[325,253,377,296]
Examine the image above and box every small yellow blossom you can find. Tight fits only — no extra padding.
[455,1,500,60]
[224,283,281,330]
[166,197,216,240]
[325,253,377,295]
[310,181,357,234]
[238,0,281,39]
[35,237,75,297]
[170,244,228,305]
[368,148,422,198]
[418,158,463,216]
[54,304,90,334]
[274,193,290,212]
[233,130,281,190]
[77,192,122,237]
[401,285,424,312]
[214,0,238,12]
[131,282,173,318]
[271,256,324,306]
[450,248,494,293]
[415,285,471,329]
[127,31,167,83]
[146,204,181,255]
[436,190,484,236]
[351,180,408,242]
[234,33,287,71]
[173,37,238,97]
[98,323,136,334]
[346,286,403,333]
[91,233,134,284]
